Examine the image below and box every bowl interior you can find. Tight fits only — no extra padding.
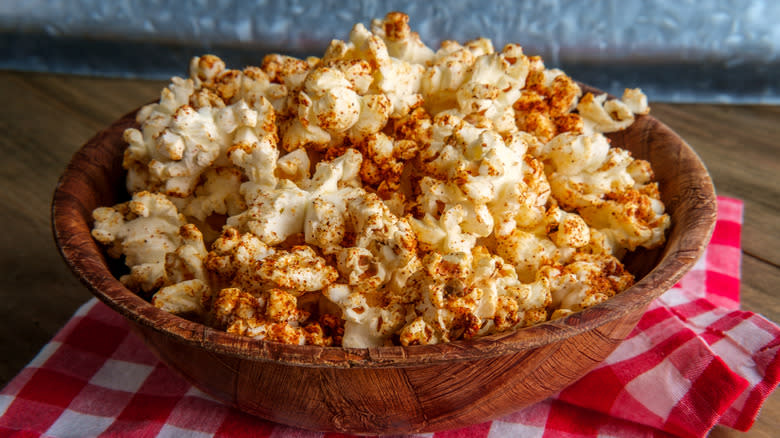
[52,88,717,368]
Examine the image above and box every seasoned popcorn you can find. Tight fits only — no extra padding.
[92,12,670,348]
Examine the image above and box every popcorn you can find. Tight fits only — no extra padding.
[228,148,363,246]
[93,12,670,348]
[541,132,670,254]
[164,224,209,284]
[548,253,635,319]
[324,284,406,347]
[205,227,275,295]
[514,64,583,142]
[370,11,435,65]
[398,246,552,345]
[92,191,187,292]
[577,89,650,134]
[178,167,246,222]
[283,67,362,151]
[455,44,530,131]
[208,286,329,345]
[152,279,209,316]
[124,91,278,199]
[421,40,477,114]
[257,246,338,293]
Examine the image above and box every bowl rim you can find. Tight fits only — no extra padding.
[51,86,717,368]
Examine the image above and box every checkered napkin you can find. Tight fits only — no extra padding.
[2,197,778,438]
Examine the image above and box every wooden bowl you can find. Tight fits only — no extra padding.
[52,91,716,435]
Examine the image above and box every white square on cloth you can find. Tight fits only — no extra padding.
[88,359,155,393]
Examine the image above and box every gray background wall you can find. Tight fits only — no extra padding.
[2,0,778,103]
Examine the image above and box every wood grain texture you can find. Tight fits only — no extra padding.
[49,83,715,434]
[0,71,776,436]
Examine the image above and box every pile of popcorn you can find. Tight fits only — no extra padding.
[91,12,670,348]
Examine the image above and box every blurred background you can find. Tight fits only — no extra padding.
[2,0,778,103]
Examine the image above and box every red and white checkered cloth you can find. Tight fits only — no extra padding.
[2,197,778,437]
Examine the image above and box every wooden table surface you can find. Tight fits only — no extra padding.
[0,70,777,436]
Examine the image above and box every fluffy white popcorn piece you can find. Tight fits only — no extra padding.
[301,197,344,254]
[302,67,361,133]
[228,179,310,245]
[347,94,392,143]
[621,88,650,115]
[398,247,551,345]
[189,55,300,114]
[258,245,338,293]
[178,167,246,222]
[185,55,298,118]
[164,224,209,284]
[488,142,551,234]
[411,203,479,254]
[152,279,209,316]
[320,191,420,346]
[230,149,363,246]
[412,113,550,252]
[578,190,670,253]
[126,56,284,198]
[421,40,477,115]
[123,76,194,194]
[541,132,670,252]
[207,286,330,345]
[276,148,311,185]
[547,253,634,318]
[326,59,374,94]
[282,66,362,151]
[546,207,591,249]
[205,227,275,295]
[261,54,317,95]
[494,205,590,282]
[238,66,290,113]
[455,44,530,131]
[324,284,406,347]
[370,11,435,65]
[124,99,273,197]
[91,191,186,292]
[225,97,279,188]
[578,92,634,134]
[373,56,426,118]
[341,191,420,293]
[544,132,611,181]
[544,132,641,208]
[577,90,650,134]
[330,21,426,118]
[495,225,560,283]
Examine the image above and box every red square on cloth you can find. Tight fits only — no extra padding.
[213,409,276,437]
[115,393,181,423]
[16,369,87,408]
[135,365,192,397]
[0,398,67,434]
[543,399,605,437]
[39,343,107,380]
[432,421,492,438]
[56,316,128,358]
